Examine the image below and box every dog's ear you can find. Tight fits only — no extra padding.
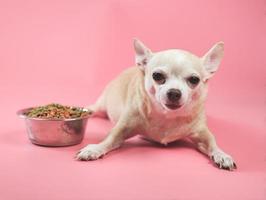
[201,42,224,80]
[133,38,153,69]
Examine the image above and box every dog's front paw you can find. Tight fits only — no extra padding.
[211,150,237,170]
[76,144,106,161]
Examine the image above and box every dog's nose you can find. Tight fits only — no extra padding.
[167,89,182,102]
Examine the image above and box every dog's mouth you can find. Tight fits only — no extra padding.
[165,103,182,110]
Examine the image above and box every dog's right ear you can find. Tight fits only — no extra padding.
[133,38,153,70]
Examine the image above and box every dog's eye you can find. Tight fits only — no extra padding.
[187,76,200,86]
[152,72,166,84]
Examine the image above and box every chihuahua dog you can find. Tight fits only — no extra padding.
[76,39,237,170]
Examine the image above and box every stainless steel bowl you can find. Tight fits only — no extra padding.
[17,107,90,147]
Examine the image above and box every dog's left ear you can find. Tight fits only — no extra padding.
[133,38,153,70]
[201,42,224,80]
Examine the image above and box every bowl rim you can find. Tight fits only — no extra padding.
[16,107,92,121]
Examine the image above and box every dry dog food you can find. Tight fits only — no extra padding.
[25,103,90,119]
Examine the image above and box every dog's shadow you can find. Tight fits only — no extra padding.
[123,137,195,151]
[99,136,199,160]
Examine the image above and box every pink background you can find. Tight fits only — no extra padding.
[0,0,265,199]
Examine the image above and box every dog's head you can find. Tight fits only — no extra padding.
[133,39,224,115]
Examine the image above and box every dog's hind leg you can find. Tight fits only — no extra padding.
[85,92,108,118]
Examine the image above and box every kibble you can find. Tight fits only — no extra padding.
[25,103,90,119]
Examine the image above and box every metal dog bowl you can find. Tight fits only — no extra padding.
[17,107,90,147]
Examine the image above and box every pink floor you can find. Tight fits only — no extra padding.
[1,0,266,199]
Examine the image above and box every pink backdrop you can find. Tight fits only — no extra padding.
[0,0,265,199]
